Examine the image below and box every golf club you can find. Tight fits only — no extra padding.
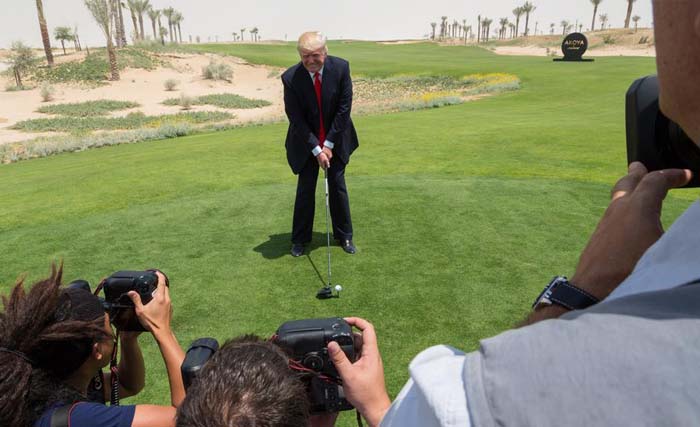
[317,167,341,299]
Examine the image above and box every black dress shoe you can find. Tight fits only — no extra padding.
[339,239,356,254]
[290,243,304,257]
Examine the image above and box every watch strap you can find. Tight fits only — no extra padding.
[533,276,599,310]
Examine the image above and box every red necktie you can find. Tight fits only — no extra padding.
[314,72,325,146]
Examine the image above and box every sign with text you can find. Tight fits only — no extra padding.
[553,33,594,62]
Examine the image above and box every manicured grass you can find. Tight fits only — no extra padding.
[12,111,232,132]
[2,42,698,426]
[162,93,271,109]
[36,100,140,117]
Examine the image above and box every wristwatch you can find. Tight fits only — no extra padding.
[532,276,599,310]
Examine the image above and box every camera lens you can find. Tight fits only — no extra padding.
[303,354,324,371]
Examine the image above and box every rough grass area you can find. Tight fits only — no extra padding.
[36,100,140,117]
[30,48,160,84]
[354,73,520,113]
[162,93,271,109]
[12,111,232,133]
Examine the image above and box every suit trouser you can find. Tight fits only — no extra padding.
[292,155,353,244]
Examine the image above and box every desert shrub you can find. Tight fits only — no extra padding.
[39,83,55,102]
[36,100,139,117]
[164,79,179,91]
[179,93,195,110]
[638,36,650,44]
[0,124,193,164]
[13,111,232,132]
[202,61,233,81]
[602,34,616,44]
[163,93,270,109]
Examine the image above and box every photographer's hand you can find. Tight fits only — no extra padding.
[525,162,692,325]
[328,317,391,427]
[128,272,186,407]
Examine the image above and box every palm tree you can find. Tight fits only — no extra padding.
[73,25,82,51]
[54,26,74,55]
[116,0,127,46]
[482,17,492,42]
[550,22,555,35]
[600,13,609,30]
[521,2,536,36]
[624,0,637,29]
[430,22,436,40]
[135,0,150,41]
[250,27,258,42]
[240,28,246,41]
[462,19,467,40]
[162,7,175,43]
[232,32,238,41]
[477,14,481,43]
[440,16,448,39]
[173,11,183,43]
[35,0,54,66]
[512,7,523,37]
[85,0,119,80]
[632,15,641,32]
[561,20,569,35]
[590,0,603,31]
[499,18,509,40]
[147,7,160,40]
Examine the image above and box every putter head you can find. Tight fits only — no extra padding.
[316,286,334,300]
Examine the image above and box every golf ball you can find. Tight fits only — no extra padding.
[335,285,342,292]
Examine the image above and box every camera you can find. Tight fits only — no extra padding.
[180,318,356,414]
[68,270,166,331]
[626,75,700,187]
[101,270,163,331]
[274,317,355,414]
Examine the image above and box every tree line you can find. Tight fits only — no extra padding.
[429,0,643,43]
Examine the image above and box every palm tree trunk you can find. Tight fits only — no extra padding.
[118,1,127,46]
[624,1,633,28]
[35,0,54,66]
[138,15,145,41]
[151,19,157,40]
[524,13,530,36]
[61,40,66,54]
[178,24,182,43]
[592,5,598,31]
[130,9,139,41]
[14,68,22,87]
[107,38,120,80]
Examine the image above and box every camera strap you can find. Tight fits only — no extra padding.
[49,402,82,427]
[109,330,120,406]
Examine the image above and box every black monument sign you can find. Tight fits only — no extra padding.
[553,32,594,62]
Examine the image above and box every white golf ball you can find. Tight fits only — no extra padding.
[335,285,343,292]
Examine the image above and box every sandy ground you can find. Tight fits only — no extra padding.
[0,51,285,145]
[493,45,655,57]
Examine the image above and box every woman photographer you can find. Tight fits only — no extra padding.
[0,264,185,427]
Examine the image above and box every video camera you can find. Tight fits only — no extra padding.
[181,317,356,414]
[626,75,700,187]
[68,269,167,332]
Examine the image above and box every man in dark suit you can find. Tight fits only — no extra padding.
[282,32,359,257]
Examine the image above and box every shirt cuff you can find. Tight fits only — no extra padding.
[312,145,323,157]
[324,140,335,150]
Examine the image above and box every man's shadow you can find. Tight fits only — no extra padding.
[253,232,331,286]
[253,232,329,260]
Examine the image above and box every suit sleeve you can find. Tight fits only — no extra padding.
[282,76,321,153]
[325,62,353,143]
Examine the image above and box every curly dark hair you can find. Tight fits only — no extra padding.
[176,335,310,427]
[0,264,111,427]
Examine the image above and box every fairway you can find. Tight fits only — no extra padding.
[1,42,696,426]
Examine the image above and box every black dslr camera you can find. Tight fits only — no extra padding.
[626,75,700,187]
[274,318,355,414]
[180,318,356,414]
[101,270,164,331]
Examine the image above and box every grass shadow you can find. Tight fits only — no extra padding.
[253,232,329,259]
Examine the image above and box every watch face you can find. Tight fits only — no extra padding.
[532,277,564,308]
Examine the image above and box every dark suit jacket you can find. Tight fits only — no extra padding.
[281,55,359,174]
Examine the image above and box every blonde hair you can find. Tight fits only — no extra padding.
[297,31,327,52]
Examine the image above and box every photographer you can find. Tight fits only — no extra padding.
[328,2,700,425]
[0,265,186,427]
[176,335,338,427]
